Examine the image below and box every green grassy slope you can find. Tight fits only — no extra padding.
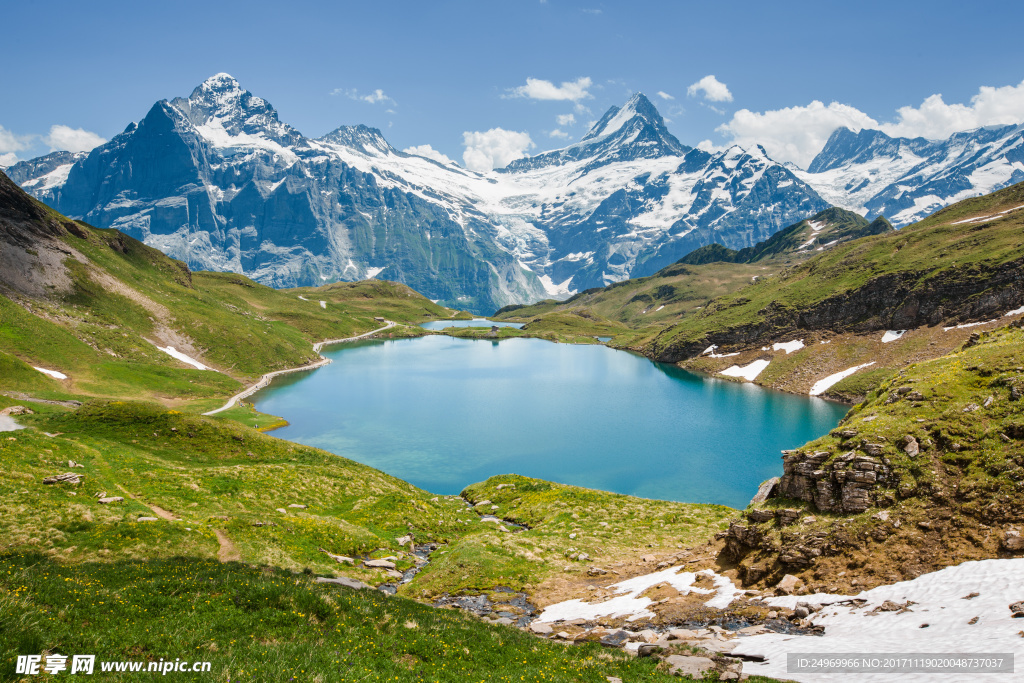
[724,321,1024,593]
[0,171,452,407]
[645,182,1024,362]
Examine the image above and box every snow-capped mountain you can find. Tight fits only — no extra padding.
[796,124,1024,226]
[8,75,828,311]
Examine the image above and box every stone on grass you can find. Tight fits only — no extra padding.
[364,559,396,569]
[137,516,158,522]
[288,504,307,509]
[315,576,371,590]
[318,548,354,565]
[665,655,716,677]
[43,473,83,485]
[98,496,124,504]
[530,622,553,635]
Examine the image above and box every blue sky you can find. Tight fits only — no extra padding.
[3,0,1024,169]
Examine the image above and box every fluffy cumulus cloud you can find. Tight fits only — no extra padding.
[717,79,1024,168]
[687,75,733,103]
[402,144,454,165]
[333,88,395,105]
[462,128,535,172]
[507,77,592,102]
[881,80,1024,139]
[0,124,32,163]
[548,129,570,139]
[656,91,675,101]
[718,101,878,167]
[45,125,106,153]
[556,113,576,127]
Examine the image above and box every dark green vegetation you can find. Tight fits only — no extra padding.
[724,322,1024,593]
[0,553,697,682]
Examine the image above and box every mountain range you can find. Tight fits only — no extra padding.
[7,74,1024,312]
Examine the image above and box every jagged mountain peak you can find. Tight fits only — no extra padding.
[169,74,300,147]
[504,92,687,173]
[581,92,671,143]
[318,124,395,157]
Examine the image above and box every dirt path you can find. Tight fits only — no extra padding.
[203,320,397,415]
[113,485,180,521]
[214,529,241,562]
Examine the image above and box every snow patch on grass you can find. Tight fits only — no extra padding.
[155,346,210,371]
[33,367,67,380]
[772,340,804,354]
[881,330,906,343]
[809,362,875,396]
[721,359,770,381]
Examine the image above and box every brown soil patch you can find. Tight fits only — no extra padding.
[214,529,241,562]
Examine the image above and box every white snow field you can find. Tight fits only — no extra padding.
[809,362,876,396]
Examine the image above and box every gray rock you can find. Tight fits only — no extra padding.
[530,622,553,635]
[749,477,780,505]
[665,655,716,677]
[598,630,629,647]
[364,559,397,569]
[902,435,920,457]
[637,643,660,657]
[137,516,159,522]
[315,576,371,590]
[288,504,307,509]
[98,496,124,504]
[43,473,83,485]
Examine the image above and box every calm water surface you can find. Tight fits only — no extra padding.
[419,319,524,330]
[253,336,848,508]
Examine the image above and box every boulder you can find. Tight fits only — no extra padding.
[636,643,660,657]
[530,622,553,635]
[598,630,629,647]
[288,504,307,509]
[43,473,83,485]
[137,516,159,522]
[776,574,803,595]
[902,435,920,457]
[665,655,715,678]
[364,559,396,569]
[98,496,124,504]
[318,548,354,565]
[315,576,371,590]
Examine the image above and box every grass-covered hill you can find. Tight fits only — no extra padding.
[0,170,451,407]
[722,320,1024,594]
[645,182,1024,363]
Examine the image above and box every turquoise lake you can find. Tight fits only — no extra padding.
[253,335,849,508]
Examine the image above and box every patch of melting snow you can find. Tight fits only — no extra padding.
[702,344,739,359]
[881,330,906,343]
[809,362,875,396]
[319,301,327,309]
[0,416,25,432]
[772,340,804,354]
[33,367,68,380]
[943,320,996,331]
[735,558,1024,682]
[536,567,743,623]
[949,203,1024,225]
[1003,304,1024,317]
[155,345,210,371]
[721,359,770,381]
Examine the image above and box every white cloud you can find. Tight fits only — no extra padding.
[880,80,1024,139]
[0,124,33,160]
[333,88,396,105]
[402,144,454,165]
[45,125,106,153]
[717,79,1024,168]
[718,101,879,167]
[696,139,725,154]
[506,77,593,102]
[0,152,19,167]
[462,128,535,172]
[556,113,576,126]
[687,75,733,103]
[548,129,571,139]
[656,91,675,101]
